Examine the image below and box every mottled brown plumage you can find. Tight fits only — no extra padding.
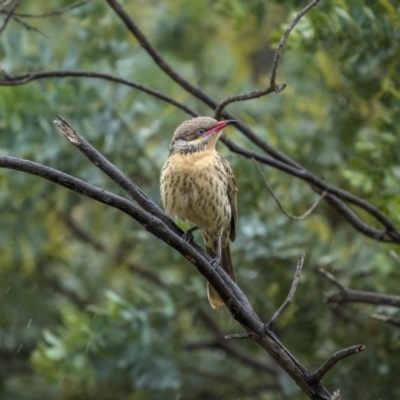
[160,116,238,309]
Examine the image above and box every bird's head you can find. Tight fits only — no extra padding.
[169,116,237,155]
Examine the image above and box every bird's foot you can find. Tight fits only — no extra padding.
[210,255,222,269]
[182,226,198,243]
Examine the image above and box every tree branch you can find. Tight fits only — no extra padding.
[370,314,400,328]
[267,253,304,329]
[0,69,199,117]
[214,0,320,119]
[0,0,18,35]
[309,345,365,382]
[319,268,400,308]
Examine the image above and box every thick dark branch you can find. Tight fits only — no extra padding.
[0,154,332,399]
[310,345,365,382]
[53,116,178,233]
[0,156,253,320]
[319,268,400,308]
[0,0,18,35]
[0,70,199,117]
[52,117,253,311]
[267,253,304,329]
[370,314,400,328]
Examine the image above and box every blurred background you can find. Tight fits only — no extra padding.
[1,0,400,399]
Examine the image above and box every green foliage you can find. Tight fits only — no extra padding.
[1,0,400,399]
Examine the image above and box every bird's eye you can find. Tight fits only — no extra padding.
[197,128,205,135]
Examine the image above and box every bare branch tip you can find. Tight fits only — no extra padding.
[53,116,81,145]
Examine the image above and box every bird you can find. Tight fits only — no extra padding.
[160,116,238,309]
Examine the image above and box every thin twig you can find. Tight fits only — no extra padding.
[325,289,400,308]
[214,84,286,120]
[12,15,48,38]
[252,158,327,220]
[370,313,400,328]
[0,0,19,35]
[318,268,348,291]
[270,0,320,85]
[267,253,305,329]
[310,345,365,382]
[214,0,320,118]
[0,1,88,18]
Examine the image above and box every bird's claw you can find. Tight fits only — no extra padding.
[182,230,194,242]
[210,256,222,269]
[182,226,198,242]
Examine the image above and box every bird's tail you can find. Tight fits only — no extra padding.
[206,243,236,309]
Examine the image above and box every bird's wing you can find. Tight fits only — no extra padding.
[219,154,238,242]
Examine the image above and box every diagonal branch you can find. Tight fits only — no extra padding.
[309,345,365,382]
[214,0,320,119]
[0,0,18,35]
[267,253,304,329]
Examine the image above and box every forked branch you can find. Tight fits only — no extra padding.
[214,0,320,118]
[318,268,400,308]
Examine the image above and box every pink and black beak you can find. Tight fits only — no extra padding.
[200,120,238,138]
